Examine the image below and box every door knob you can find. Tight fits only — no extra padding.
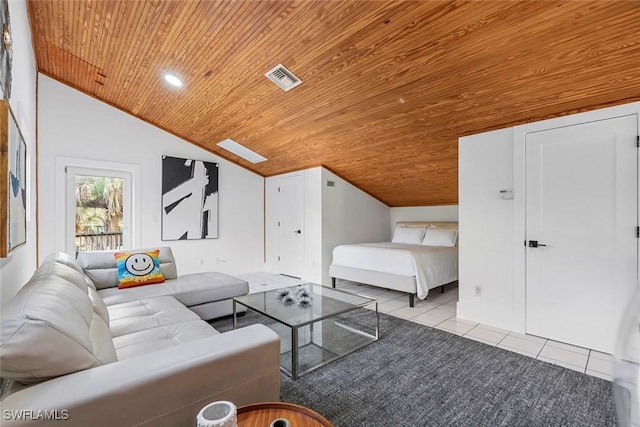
[528,240,547,248]
[294,230,301,234]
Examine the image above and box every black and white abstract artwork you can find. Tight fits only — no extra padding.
[161,156,219,240]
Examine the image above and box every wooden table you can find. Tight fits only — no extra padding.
[237,402,332,427]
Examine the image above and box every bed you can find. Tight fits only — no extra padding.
[329,222,459,307]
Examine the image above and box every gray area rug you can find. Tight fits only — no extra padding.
[211,310,616,427]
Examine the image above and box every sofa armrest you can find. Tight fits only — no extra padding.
[0,325,280,427]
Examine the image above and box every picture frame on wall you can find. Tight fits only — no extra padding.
[161,155,219,241]
[0,0,11,100]
[0,100,26,257]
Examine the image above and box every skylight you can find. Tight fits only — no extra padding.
[217,139,267,164]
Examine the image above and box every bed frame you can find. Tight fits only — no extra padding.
[329,221,458,307]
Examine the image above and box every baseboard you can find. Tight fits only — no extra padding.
[456,301,525,333]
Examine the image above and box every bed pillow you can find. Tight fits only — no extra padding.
[115,249,165,289]
[421,228,458,247]
[392,226,427,244]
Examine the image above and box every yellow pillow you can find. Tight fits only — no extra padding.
[115,249,165,289]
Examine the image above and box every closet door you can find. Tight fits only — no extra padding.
[525,115,638,353]
[277,174,304,278]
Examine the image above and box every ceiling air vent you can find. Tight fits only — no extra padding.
[265,64,302,92]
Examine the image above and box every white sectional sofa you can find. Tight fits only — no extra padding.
[0,251,280,426]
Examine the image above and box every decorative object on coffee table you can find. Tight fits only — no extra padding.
[275,285,313,308]
[197,400,237,427]
[269,417,290,427]
[237,402,332,427]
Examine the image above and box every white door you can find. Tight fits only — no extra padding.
[277,174,304,278]
[525,115,638,353]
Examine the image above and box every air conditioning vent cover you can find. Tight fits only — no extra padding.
[265,64,302,92]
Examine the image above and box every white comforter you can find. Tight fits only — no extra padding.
[331,242,458,299]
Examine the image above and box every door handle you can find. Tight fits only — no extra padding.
[528,240,547,248]
[294,230,302,234]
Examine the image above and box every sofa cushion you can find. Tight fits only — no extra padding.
[115,249,166,289]
[98,272,249,308]
[0,261,116,384]
[42,251,97,290]
[88,287,110,325]
[108,296,201,337]
[89,312,118,365]
[113,320,219,360]
[77,246,178,290]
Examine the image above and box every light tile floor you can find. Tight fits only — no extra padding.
[235,272,614,382]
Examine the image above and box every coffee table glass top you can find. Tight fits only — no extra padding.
[233,283,375,327]
[234,283,379,379]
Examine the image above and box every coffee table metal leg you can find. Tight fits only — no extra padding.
[233,300,237,330]
[292,325,298,380]
[375,301,380,339]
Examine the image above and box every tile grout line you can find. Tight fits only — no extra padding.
[545,340,591,357]
[495,333,508,347]
[584,350,591,374]
[534,339,547,359]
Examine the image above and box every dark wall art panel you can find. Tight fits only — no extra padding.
[161,156,218,240]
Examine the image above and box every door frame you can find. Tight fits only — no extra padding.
[512,104,640,333]
[55,157,141,256]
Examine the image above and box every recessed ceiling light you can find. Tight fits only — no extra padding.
[164,73,183,87]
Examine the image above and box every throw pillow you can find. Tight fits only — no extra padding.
[392,226,427,244]
[115,249,165,289]
[421,228,458,247]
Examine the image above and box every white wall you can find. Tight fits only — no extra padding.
[264,174,281,274]
[38,75,265,275]
[0,0,37,305]
[321,168,390,285]
[390,205,458,233]
[305,168,323,282]
[457,128,516,329]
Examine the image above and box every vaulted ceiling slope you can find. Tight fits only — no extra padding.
[27,1,640,206]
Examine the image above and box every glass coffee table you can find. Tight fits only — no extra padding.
[233,283,379,380]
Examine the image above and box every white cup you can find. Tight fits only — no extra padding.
[196,401,237,427]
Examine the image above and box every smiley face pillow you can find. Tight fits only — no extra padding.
[115,249,165,289]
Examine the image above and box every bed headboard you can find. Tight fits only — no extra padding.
[395,221,458,229]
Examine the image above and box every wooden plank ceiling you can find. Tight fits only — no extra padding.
[27,0,640,206]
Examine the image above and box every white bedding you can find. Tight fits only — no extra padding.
[331,242,458,299]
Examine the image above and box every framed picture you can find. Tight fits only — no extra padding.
[0,0,11,100]
[0,100,26,257]
[161,155,219,240]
